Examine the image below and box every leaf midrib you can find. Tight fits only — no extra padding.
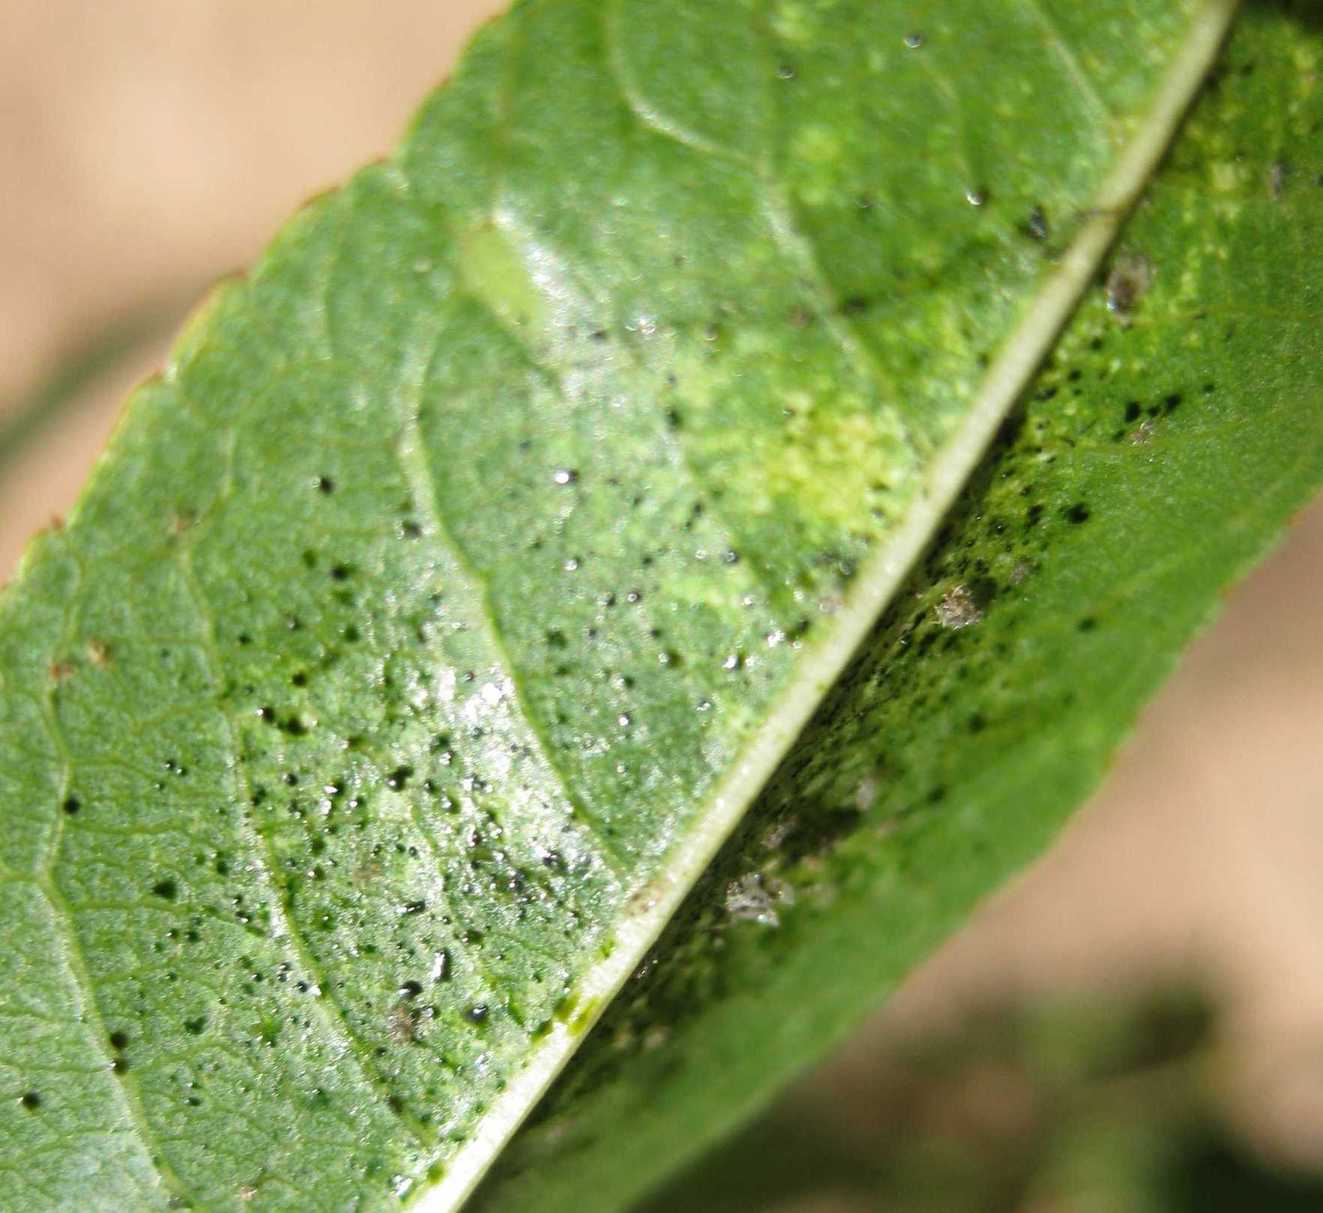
[417,0,1241,1207]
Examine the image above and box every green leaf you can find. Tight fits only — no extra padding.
[475,3,1323,1210]
[3,0,1306,1209]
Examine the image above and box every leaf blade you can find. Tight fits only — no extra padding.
[417,0,1241,1200]
[475,4,1323,1209]
[0,2,1242,1209]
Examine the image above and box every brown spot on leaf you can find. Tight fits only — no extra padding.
[1269,159,1287,201]
[936,584,983,631]
[1105,252,1154,323]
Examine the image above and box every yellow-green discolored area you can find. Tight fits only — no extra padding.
[0,1,1260,1210]
[456,220,550,335]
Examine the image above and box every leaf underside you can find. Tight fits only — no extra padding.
[4,1,1317,1211]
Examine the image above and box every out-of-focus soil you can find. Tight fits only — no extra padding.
[5,0,1323,1186]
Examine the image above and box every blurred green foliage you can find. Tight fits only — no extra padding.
[644,990,1323,1212]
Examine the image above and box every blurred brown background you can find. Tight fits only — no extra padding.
[4,1,1323,1197]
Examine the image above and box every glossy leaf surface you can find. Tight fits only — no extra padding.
[0,1,1288,1210]
[478,5,1323,1209]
